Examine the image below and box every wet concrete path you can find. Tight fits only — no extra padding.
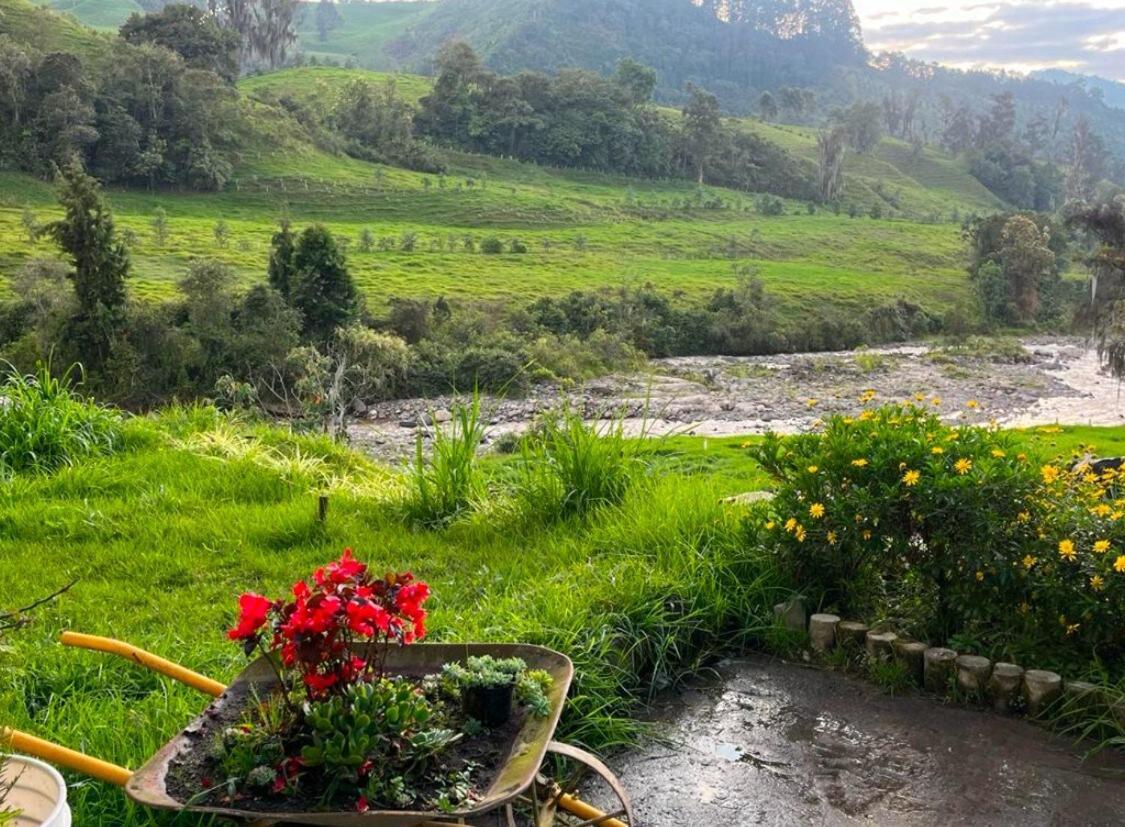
[612,655,1125,826]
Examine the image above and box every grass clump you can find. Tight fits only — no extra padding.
[0,363,122,478]
[403,399,485,528]
[517,407,640,523]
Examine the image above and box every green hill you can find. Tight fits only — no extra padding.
[28,0,141,29]
[2,0,110,52]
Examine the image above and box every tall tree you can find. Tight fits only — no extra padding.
[758,91,778,122]
[289,225,357,343]
[121,4,241,82]
[1066,116,1108,203]
[267,218,297,298]
[998,215,1055,322]
[682,83,722,184]
[1066,198,1125,376]
[817,125,847,201]
[315,0,343,43]
[45,160,130,368]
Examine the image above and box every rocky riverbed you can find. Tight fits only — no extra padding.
[350,337,1124,462]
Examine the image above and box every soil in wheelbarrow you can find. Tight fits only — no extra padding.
[165,675,527,814]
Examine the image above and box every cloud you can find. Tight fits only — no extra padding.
[857,1,1125,80]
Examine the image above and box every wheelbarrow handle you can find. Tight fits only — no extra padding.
[60,631,226,698]
[2,726,132,787]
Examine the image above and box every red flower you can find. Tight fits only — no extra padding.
[227,593,271,640]
[304,671,339,695]
[356,795,369,812]
[346,598,391,637]
[314,548,366,587]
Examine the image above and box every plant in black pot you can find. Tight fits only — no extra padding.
[443,656,553,728]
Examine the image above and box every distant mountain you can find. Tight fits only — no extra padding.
[381,0,867,101]
[1032,69,1125,111]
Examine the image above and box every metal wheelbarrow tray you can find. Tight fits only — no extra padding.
[127,642,574,826]
[4,633,633,826]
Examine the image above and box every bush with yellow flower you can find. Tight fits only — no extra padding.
[749,403,1125,667]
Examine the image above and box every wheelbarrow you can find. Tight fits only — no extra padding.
[3,632,637,827]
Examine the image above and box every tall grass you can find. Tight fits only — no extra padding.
[0,363,122,478]
[517,407,641,522]
[403,398,485,528]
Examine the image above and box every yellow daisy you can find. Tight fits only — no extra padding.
[902,469,921,487]
[1058,539,1077,562]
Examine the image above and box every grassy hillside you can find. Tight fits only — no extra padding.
[294,0,431,65]
[0,62,990,322]
[2,0,110,53]
[29,0,140,29]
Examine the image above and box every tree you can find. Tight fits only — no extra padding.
[681,83,722,184]
[1066,117,1108,203]
[45,160,130,369]
[213,219,230,248]
[20,206,37,243]
[267,218,297,298]
[978,91,1016,147]
[251,0,299,70]
[1066,197,1125,376]
[778,86,816,121]
[998,215,1056,322]
[0,36,32,129]
[151,206,169,246]
[120,4,240,82]
[758,91,778,122]
[315,0,343,43]
[817,126,847,201]
[834,102,882,154]
[289,225,357,343]
[614,58,656,105]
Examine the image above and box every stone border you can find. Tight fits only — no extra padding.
[775,600,1125,730]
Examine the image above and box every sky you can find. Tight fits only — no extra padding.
[851,1,1125,81]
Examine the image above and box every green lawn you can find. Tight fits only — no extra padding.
[0,410,1120,824]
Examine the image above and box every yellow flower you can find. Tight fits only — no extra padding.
[807,465,819,474]
[930,396,942,406]
[931,446,944,455]
[991,449,1007,459]
[827,531,838,545]
[862,530,873,541]
[1066,623,1081,636]
[914,392,926,402]
[1016,453,1028,463]
[1094,540,1111,554]
[1018,601,1030,614]
[1022,554,1037,570]
[1041,465,1060,484]
[1115,555,1125,573]
[1058,539,1077,562]
[765,521,776,531]
[795,525,807,543]
[966,399,980,410]
[784,517,798,533]
[1090,575,1105,591]
[975,570,984,582]
[807,398,818,408]
[851,459,868,468]
[1084,473,1100,485]
[1093,504,1112,517]
[1017,511,1031,523]
[858,410,874,422]
[954,458,973,475]
[809,503,826,519]
[740,441,753,449]
[902,469,921,487]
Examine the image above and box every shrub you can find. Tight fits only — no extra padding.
[752,404,1036,637]
[404,398,485,528]
[752,405,1125,671]
[0,363,122,478]
[480,236,504,255]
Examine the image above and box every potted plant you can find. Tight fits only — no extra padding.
[0,754,71,827]
[442,656,553,728]
[161,548,556,816]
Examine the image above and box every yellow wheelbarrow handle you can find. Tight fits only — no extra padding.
[59,631,226,698]
[2,727,132,786]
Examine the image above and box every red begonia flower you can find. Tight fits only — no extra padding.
[227,593,271,640]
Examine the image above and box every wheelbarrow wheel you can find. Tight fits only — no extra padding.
[504,740,635,827]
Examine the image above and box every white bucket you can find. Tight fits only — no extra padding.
[1,755,71,827]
